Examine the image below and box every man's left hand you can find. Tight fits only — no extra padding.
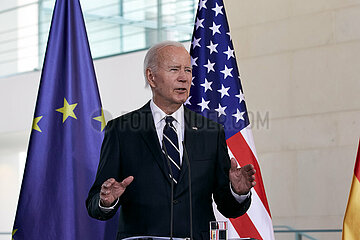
[229,158,256,195]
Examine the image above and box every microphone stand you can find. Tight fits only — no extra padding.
[182,141,193,240]
[162,139,174,240]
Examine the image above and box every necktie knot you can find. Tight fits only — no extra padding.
[165,116,175,126]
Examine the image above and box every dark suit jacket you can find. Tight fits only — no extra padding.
[86,102,251,239]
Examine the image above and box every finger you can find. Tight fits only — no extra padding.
[120,176,134,188]
[102,178,116,188]
[249,175,256,181]
[242,164,254,172]
[246,168,256,176]
[100,190,108,200]
[230,158,238,170]
[100,188,110,195]
[100,194,109,203]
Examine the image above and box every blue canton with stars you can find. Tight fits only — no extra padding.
[186,0,250,140]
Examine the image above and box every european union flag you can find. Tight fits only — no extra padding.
[12,0,118,239]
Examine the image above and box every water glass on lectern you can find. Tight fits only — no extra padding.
[210,221,227,240]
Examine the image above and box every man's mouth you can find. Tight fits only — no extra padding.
[175,88,187,92]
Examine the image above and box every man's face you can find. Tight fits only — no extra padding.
[147,46,192,113]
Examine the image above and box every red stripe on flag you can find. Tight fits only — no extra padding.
[227,132,271,216]
[230,214,262,240]
[354,139,360,181]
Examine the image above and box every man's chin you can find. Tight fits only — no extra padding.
[178,97,188,105]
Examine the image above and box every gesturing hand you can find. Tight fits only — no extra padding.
[229,158,256,195]
[100,176,134,207]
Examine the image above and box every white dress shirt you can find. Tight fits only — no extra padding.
[150,99,185,165]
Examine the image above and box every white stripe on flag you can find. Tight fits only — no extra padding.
[247,188,275,240]
[227,141,274,240]
[240,125,258,160]
[239,126,275,239]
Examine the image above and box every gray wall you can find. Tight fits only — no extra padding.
[225,0,360,238]
[1,1,360,239]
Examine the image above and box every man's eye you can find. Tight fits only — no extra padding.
[170,68,179,71]
[185,69,192,73]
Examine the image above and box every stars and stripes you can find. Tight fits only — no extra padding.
[186,0,249,140]
[187,0,275,239]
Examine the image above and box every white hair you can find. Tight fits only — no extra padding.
[143,41,186,81]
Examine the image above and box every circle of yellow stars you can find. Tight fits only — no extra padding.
[32,97,105,132]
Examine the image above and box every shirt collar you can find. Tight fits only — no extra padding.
[150,99,184,127]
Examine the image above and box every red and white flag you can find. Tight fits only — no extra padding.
[186,0,275,239]
[342,139,360,240]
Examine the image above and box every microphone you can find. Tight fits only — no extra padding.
[182,141,193,240]
[162,139,174,240]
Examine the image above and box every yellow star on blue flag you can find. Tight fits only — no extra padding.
[12,228,17,240]
[56,98,78,123]
[93,108,106,131]
[32,116,43,132]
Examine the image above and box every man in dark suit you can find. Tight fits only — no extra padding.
[86,41,256,239]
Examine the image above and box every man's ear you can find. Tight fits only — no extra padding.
[146,68,156,88]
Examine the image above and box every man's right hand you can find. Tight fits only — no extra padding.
[100,176,134,207]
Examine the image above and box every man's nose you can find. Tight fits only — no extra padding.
[177,69,188,81]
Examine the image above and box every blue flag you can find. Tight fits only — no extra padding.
[12,0,118,239]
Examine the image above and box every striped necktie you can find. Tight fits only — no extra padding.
[162,116,181,183]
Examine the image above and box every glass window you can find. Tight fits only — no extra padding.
[0,0,196,77]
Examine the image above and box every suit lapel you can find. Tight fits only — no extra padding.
[138,102,171,184]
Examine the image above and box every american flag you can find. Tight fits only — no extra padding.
[186,0,275,239]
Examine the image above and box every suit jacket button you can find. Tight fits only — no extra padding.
[173,199,179,204]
